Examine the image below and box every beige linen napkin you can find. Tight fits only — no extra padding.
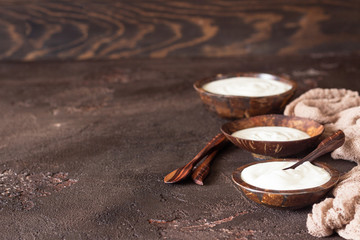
[307,166,360,239]
[284,88,360,164]
[284,88,360,239]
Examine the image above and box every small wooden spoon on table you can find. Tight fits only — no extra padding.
[284,130,345,170]
[164,133,227,184]
[191,149,219,185]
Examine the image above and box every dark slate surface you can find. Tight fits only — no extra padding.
[0,56,358,239]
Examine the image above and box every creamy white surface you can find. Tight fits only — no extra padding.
[231,126,310,141]
[241,161,331,190]
[202,77,292,97]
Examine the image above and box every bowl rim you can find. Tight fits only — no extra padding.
[232,159,340,195]
[220,114,325,144]
[193,72,297,99]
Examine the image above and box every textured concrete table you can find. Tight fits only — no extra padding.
[0,56,358,239]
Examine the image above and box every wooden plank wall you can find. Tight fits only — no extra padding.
[0,0,359,61]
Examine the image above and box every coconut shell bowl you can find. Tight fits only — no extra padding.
[193,72,297,119]
[221,114,324,158]
[232,159,340,209]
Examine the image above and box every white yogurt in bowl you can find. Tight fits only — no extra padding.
[241,161,331,190]
[231,126,310,142]
[202,77,292,97]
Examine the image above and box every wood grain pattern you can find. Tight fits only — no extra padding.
[0,0,359,60]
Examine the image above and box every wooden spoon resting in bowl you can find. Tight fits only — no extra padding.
[283,130,345,170]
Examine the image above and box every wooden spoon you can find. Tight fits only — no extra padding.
[164,133,227,183]
[191,149,219,185]
[283,130,345,170]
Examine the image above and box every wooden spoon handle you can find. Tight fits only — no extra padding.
[191,149,219,185]
[285,130,345,170]
[191,133,226,164]
[316,130,345,151]
[164,133,227,183]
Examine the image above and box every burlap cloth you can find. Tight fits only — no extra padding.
[284,88,360,239]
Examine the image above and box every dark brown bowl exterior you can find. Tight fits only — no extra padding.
[193,73,297,119]
[221,114,324,157]
[232,160,340,209]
